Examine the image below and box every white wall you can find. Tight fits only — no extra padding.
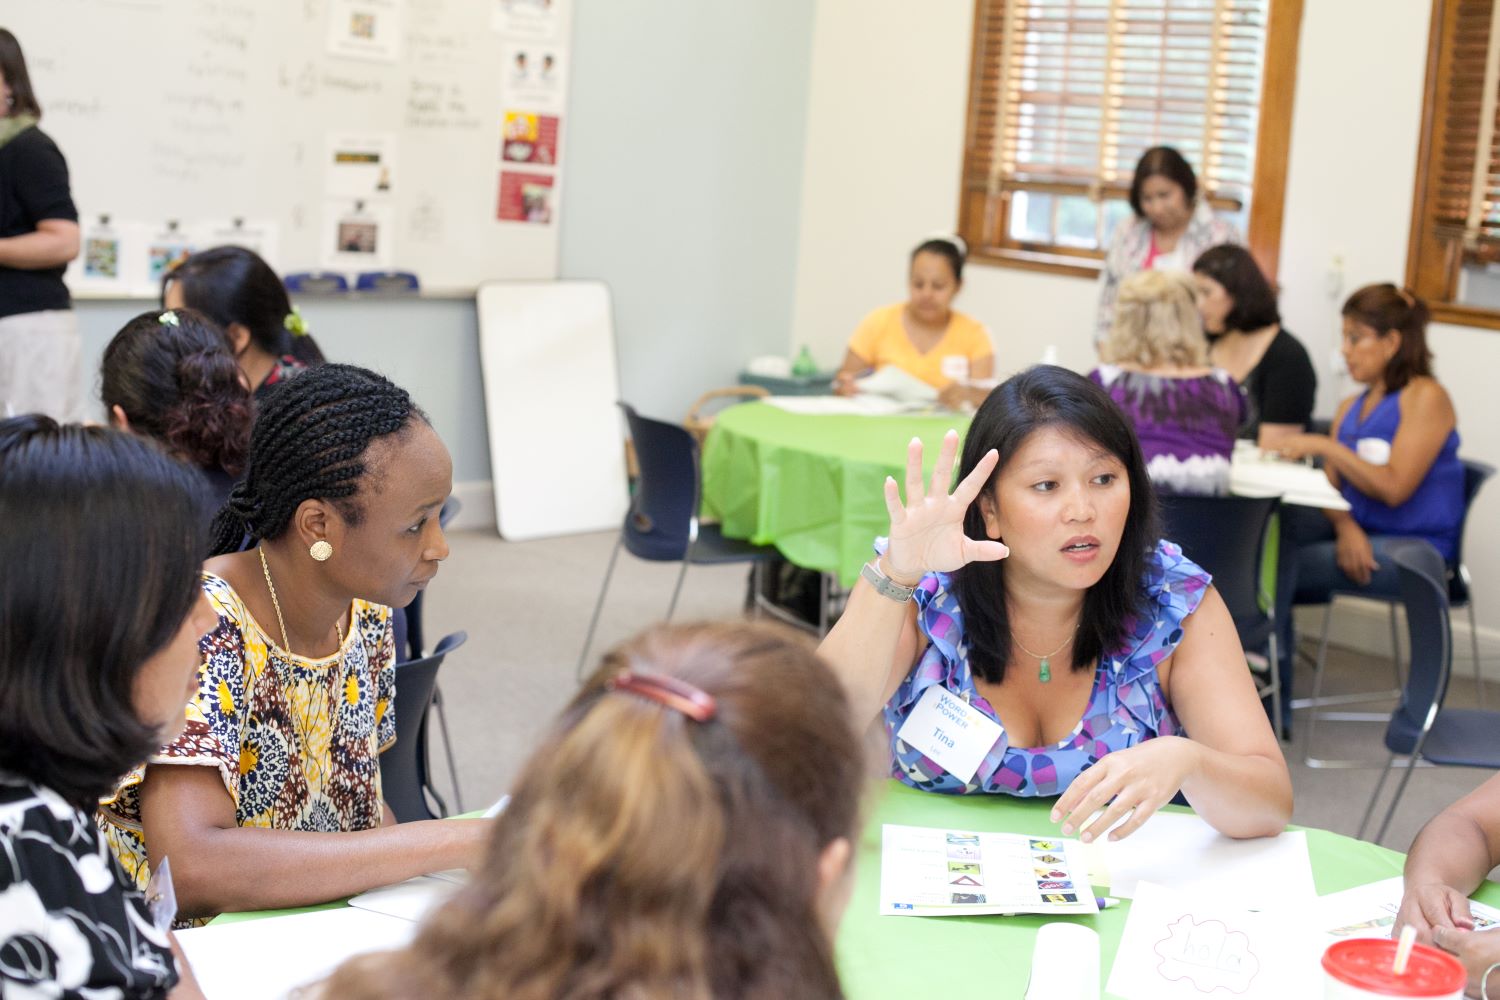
[790,0,1500,638]
[558,0,817,421]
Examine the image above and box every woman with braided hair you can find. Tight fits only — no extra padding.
[100,307,253,514]
[99,363,487,922]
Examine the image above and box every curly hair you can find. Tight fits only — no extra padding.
[315,622,858,1000]
[209,363,423,555]
[100,308,252,476]
[1101,270,1209,369]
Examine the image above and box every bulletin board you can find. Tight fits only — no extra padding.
[5,0,571,293]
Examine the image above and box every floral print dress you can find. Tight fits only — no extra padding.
[884,540,1211,796]
[1,774,176,997]
[99,573,397,918]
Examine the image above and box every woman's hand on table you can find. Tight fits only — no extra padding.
[1049,736,1202,843]
[832,373,858,396]
[1430,923,1500,997]
[882,430,1007,584]
[1272,434,1329,463]
[1398,882,1475,943]
[1334,521,1379,586]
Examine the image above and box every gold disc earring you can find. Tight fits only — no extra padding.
[309,540,333,561]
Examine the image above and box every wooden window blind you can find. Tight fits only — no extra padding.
[1407,0,1500,329]
[959,0,1302,280]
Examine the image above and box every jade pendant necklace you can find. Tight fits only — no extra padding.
[1011,629,1077,683]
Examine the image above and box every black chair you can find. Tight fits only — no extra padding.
[576,402,782,679]
[394,494,465,811]
[1157,494,1284,737]
[382,631,467,823]
[1357,546,1500,844]
[1298,457,1493,767]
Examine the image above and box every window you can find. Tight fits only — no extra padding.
[1407,0,1500,329]
[958,0,1303,281]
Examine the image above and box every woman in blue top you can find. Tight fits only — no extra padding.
[820,366,1291,843]
[1277,285,1463,625]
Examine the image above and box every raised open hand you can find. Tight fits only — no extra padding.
[882,430,1007,583]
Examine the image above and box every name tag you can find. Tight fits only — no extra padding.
[896,685,1004,784]
[940,355,970,382]
[1356,437,1392,466]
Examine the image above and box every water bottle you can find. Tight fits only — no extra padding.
[792,345,817,377]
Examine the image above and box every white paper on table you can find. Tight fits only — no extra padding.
[760,395,926,416]
[1105,881,1323,1000]
[1313,875,1500,942]
[176,906,416,999]
[854,366,940,404]
[1096,812,1315,910]
[1229,455,1350,511]
[880,824,1097,917]
[348,872,463,922]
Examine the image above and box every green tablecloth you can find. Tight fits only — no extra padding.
[210,781,1497,1000]
[701,402,972,587]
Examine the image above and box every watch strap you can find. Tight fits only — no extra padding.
[861,560,916,603]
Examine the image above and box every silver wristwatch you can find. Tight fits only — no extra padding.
[861,560,917,603]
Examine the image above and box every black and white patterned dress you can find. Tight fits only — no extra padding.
[0,773,177,998]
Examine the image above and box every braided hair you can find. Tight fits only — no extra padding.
[210,363,423,556]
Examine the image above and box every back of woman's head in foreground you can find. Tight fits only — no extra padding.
[954,365,1159,682]
[319,622,862,1000]
[0,416,208,808]
[209,362,420,556]
[101,307,253,476]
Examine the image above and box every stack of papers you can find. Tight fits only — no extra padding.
[1229,453,1350,510]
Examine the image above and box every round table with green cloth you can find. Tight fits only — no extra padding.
[700,402,973,587]
[208,780,1492,999]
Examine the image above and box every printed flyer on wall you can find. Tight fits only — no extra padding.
[879,825,1098,917]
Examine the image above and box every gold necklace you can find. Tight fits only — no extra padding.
[258,545,344,656]
[1011,628,1077,684]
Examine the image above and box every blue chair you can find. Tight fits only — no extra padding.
[1299,458,1494,767]
[355,271,420,293]
[381,631,467,823]
[575,402,783,679]
[283,271,350,294]
[1158,494,1284,738]
[1357,545,1500,844]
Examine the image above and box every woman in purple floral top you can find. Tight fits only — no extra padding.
[819,366,1290,843]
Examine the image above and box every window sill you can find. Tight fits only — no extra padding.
[967,247,1103,280]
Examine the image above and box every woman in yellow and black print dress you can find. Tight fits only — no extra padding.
[100,364,489,923]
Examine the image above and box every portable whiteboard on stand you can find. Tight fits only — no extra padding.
[476,280,627,540]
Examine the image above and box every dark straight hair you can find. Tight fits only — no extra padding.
[952,366,1160,683]
[1129,146,1198,217]
[1192,244,1280,332]
[911,237,966,283]
[1342,283,1434,392]
[163,245,326,366]
[0,29,42,118]
[0,417,209,808]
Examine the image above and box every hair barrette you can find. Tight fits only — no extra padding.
[158,310,179,327]
[607,670,717,722]
[924,231,968,257]
[284,309,308,336]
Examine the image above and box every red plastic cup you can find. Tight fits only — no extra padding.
[1322,939,1466,998]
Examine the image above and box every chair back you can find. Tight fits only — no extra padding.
[618,402,699,562]
[283,271,349,294]
[1450,458,1495,603]
[355,270,420,293]
[1385,544,1452,754]
[381,631,467,822]
[1157,494,1280,628]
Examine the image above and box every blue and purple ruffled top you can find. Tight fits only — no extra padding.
[882,539,1210,796]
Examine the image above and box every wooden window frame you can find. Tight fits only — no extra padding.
[956,0,1304,285]
[1406,0,1500,331]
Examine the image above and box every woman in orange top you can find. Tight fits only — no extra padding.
[833,237,994,408]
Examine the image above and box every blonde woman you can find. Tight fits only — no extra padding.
[1090,269,1245,495]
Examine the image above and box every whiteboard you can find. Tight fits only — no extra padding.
[477,280,628,540]
[6,0,570,291]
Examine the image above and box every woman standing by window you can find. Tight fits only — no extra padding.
[0,29,82,421]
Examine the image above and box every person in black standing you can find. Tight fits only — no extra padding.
[0,29,81,421]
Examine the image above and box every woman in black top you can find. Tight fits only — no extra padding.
[0,417,213,997]
[0,30,82,421]
[1192,244,1318,448]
